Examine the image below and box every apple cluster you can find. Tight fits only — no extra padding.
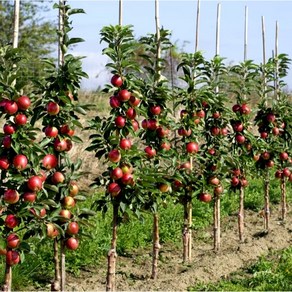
[107,75,139,198]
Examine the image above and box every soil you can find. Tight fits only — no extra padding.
[64,209,292,292]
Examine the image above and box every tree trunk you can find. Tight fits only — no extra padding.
[263,172,270,231]
[51,239,61,291]
[182,197,192,263]
[60,240,66,292]
[106,204,118,291]
[238,186,244,242]
[280,176,287,221]
[151,212,160,279]
[2,261,12,292]
[213,193,221,251]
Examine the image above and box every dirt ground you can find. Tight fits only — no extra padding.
[65,209,292,292]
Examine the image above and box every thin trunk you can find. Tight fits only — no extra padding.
[106,204,118,291]
[2,261,12,292]
[58,1,66,66]
[280,177,287,221]
[263,172,270,231]
[60,241,66,292]
[155,0,161,77]
[213,193,221,251]
[51,239,61,291]
[238,186,244,242]
[182,202,189,263]
[151,213,160,280]
[187,200,192,260]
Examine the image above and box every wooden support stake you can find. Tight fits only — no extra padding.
[151,213,160,279]
[244,6,248,61]
[119,0,123,26]
[195,0,200,53]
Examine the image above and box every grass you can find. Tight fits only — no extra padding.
[189,246,292,291]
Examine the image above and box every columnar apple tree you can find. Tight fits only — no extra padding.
[86,25,143,291]
[254,54,291,231]
[31,3,90,290]
[137,28,174,278]
[228,60,258,241]
[0,46,45,292]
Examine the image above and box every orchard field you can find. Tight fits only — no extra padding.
[0,1,292,292]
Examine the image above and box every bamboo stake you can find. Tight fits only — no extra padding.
[213,2,221,252]
[12,0,20,49]
[261,16,267,105]
[182,201,189,263]
[119,0,123,26]
[274,21,279,101]
[238,185,244,242]
[263,171,270,231]
[244,6,248,61]
[280,176,287,221]
[155,0,161,77]
[106,204,118,291]
[151,213,160,279]
[195,0,200,53]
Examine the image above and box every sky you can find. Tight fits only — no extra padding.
[45,1,292,90]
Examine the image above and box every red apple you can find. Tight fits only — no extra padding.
[148,119,158,131]
[156,127,169,138]
[59,209,72,221]
[51,172,65,184]
[131,119,139,131]
[110,167,123,180]
[198,193,212,202]
[38,170,47,182]
[240,104,251,115]
[46,223,59,238]
[27,176,43,192]
[221,127,228,136]
[2,135,12,148]
[180,162,191,170]
[118,89,131,102]
[261,151,270,160]
[54,138,67,152]
[121,163,133,174]
[6,250,20,266]
[62,196,76,209]
[120,173,134,185]
[265,160,274,168]
[108,149,121,163]
[212,112,220,119]
[129,95,140,107]
[178,128,192,137]
[109,95,121,108]
[119,138,131,150]
[126,108,136,119]
[210,126,220,136]
[44,126,58,138]
[160,141,171,151]
[231,176,240,187]
[13,154,28,171]
[69,181,79,197]
[275,170,283,179]
[65,139,73,152]
[47,102,60,115]
[186,142,199,154]
[42,154,58,170]
[208,176,220,186]
[260,132,268,139]
[141,119,148,129]
[279,152,289,161]
[196,109,205,118]
[65,237,79,250]
[272,127,280,136]
[16,95,31,110]
[241,178,248,188]
[4,189,20,204]
[235,134,246,144]
[282,168,291,177]
[232,121,244,132]
[111,74,123,87]
[4,101,18,115]
[232,104,241,112]
[3,124,16,135]
[14,113,27,126]
[144,146,156,158]
[6,233,20,249]
[150,105,162,116]
[66,222,79,235]
[115,116,126,128]
[5,214,18,229]
[23,192,37,203]
[214,185,224,195]
[232,169,241,176]
[208,148,216,155]
[107,182,121,197]
[266,113,276,123]
[0,157,10,170]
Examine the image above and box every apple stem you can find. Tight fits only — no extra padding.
[61,240,66,291]
[51,239,61,291]
[106,203,118,291]
[263,172,270,231]
[151,212,160,279]
[213,193,221,251]
[280,176,287,221]
[3,260,12,292]
[238,186,245,242]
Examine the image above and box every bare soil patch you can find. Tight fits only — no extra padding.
[65,209,292,291]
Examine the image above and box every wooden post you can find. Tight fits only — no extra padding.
[12,0,20,49]
[261,16,267,105]
[274,21,279,101]
[244,6,248,61]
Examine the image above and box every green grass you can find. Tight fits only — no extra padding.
[189,246,292,291]
[0,176,291,290]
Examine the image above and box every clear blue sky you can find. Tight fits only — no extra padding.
[47,1,292,90]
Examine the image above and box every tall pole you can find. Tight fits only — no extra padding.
[215,3,221,56]
[58,1,66,66]
[244,6,248,61]
[119,0,123,26]
[195,0,200,53]
[261,16,267,102]
[274,21,279,101]
[12,0,20,49]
